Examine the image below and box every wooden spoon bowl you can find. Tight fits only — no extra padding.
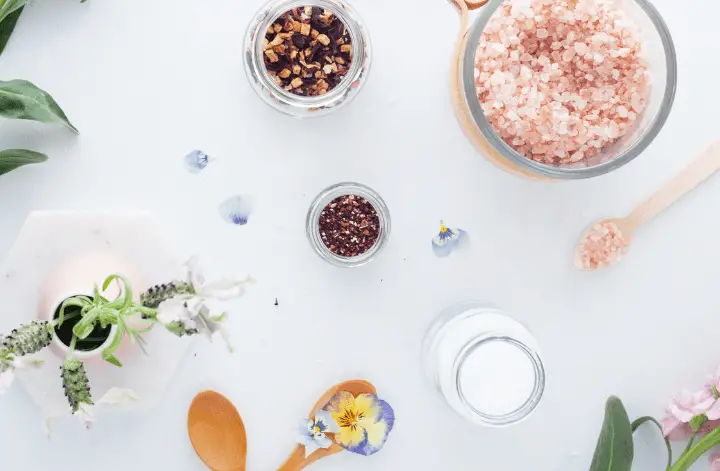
[278,380,377,471]
[188,391,248,471]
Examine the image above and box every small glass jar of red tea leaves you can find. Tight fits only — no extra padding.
[244,0,371,118]
[306,182,391,267]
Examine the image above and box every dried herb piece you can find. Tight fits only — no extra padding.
[263,6,353,97]
[318,195,380,257]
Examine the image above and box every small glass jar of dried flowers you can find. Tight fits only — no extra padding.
[244,0,371,118]
[306,182,391,268]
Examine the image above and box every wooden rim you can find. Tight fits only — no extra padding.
[447,0,544,180]
[464,0,490,10]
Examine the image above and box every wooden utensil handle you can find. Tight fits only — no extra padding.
[628,142,720,227]
[278,448,306,471]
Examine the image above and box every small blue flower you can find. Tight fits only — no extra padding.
[432,221,468,257]
[297,409,340,458]
[184,150,211,174]
[218,195,254,226]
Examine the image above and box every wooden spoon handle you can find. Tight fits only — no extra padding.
[278,447,306,471]
[278,444,342,471]
[628,142,720,228]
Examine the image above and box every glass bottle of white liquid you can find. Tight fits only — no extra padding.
[422,301,545,426]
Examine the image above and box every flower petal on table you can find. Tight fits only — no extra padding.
[218,195,254,226]
[431,222,468,258]
[97,387,139,405]
[184,150,211,174]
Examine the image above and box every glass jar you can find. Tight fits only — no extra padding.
[244,0,371,118]
[306,182,391,267]
[423,301,546,426]
[449,0,677,180]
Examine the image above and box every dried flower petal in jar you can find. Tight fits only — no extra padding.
[263,6,354,97]
[244,0,371,118]
[306,182,390,267]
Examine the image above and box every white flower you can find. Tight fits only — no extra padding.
[156,257,253,350]
[76,403,95,429]
[98,387,139,405]
[72,388,139,430]
[0,354,44,394]
[298,410,341,458]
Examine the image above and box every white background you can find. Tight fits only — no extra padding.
[0,0,718,470]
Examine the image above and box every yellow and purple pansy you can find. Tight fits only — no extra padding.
[432,221,468,257]
[297,409,341,458]
[324,391,395,456]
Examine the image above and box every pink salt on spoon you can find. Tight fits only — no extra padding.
[575,142,720,271]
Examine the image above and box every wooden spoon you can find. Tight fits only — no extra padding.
[188,391,247,471]
[278,380,377,471]
[575,141,720,270]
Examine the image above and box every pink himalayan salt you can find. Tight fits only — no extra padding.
[575,221,629,270]
[475,0,650,165]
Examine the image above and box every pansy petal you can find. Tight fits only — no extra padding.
[325,391,356,416]
[315,409,340,434]
[314,432,333,449]
[431,222,468,258]
[218,195,254,226]
[336,422,368,452]
[297,419,315,446]
[303,440,322,458]
[184,150,211,174]
[354,395,395,456]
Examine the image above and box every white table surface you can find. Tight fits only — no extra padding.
[0,0,718,470]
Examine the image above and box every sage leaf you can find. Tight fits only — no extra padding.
[589,396,634,471]
[0,149,47,176]
[0,0,26,24]
[0,79,78,132]
[0,5,22,56]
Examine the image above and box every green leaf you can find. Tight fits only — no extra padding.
[590,396,634,471]
[632,416,672,471]
[0,79,78,132]
[72,322,94,340]
[102,353,122,367]
[0,5,23,56]
[102,274,133,310]
[102,323,124,367]
[0,0,27,24]
[0,149,47,176]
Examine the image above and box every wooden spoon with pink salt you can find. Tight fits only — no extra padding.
[575,142,720,271]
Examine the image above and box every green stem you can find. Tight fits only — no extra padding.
[67,335,77,359]
[669,426,720,471]
[682,432,697,456]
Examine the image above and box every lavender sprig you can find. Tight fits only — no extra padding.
[61,358,92,413]
[1,320,54,356]
[140,281,194,310]
[165,320,199,337]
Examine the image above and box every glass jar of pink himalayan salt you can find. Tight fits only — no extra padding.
[449,0,677,180]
